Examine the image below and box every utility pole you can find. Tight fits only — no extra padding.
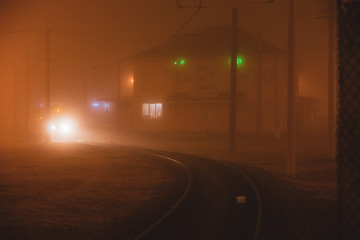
[83,70,88,126]
[328,0,336,158]
[26,46,30,138]
[117,63,121,134]
[229,8,238,153]
[274,51,280,139]
[13,69,18,136]
[45,25,51,143]
[117,63,121,99]
[287,0,296,178]
[256,33,263,137]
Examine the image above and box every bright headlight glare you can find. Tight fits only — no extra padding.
[47,117,76,135]
[47,123,56,132]
[61,123,71,132]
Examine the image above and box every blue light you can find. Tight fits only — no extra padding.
[92,102,100,107]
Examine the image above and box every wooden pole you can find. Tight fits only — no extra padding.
[45,25,51,143]
[287,0,296,178]
[328,0,336,158]
[229,8,238,153]
[256,33,263,136]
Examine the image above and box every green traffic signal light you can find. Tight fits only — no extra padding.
[173,59,186,66]
[229,56,244,66]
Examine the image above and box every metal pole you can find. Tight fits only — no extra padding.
[256,33,263,136]
[13,69,18,136]
[274,51,280,139]
[118,63,121,99]
[328,0,336,158]
[82,70,88,126]
[26,46,30,138]
[287,0,296,178]
[45,25,51,143]
[229,8,238,153]
[117,63,121,134]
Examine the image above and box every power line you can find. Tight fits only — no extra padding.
[172,0,203,37]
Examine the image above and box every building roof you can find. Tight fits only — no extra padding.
[131,26,283,60]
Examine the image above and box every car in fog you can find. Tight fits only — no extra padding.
[47,115,80,142]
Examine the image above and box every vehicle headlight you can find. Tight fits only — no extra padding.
[60,122,72,133]
[48,123,56,132]
[47,117,76,135]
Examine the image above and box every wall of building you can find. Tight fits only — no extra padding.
[130,52,289,136]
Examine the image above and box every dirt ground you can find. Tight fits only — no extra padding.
[0,143,187,239]
[0,131,338,239]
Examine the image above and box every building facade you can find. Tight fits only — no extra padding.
[116,27,318,138]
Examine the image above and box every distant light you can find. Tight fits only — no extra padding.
[229,56,244,66]
[92,102,100,107]
[142,103,162,119]
[60,124,70,133]
[56,108,60,113]
[173,59,186,66]
[104,103,110,108]
[40,103,44,108]
[47,117,75,135]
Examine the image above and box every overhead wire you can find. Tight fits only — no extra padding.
[0,1,328,70]
[171,0,203,38]
[76,0,204,69]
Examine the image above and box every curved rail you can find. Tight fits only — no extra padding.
[133,149,262,240]
[232,166,262,240]
[206,158,262,240]
[134,152,193,240]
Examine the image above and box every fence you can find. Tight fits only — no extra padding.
[337,1,360,239]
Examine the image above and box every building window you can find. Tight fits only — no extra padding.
[143,103,162,119]
[143,103,149,116]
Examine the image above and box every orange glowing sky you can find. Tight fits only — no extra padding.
[0,0,330,124]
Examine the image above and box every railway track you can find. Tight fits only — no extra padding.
[134,151,193,240]
[127,148,262,240]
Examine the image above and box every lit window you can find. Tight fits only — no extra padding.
[150,104,156,118]
[143,103,162,119]
[156,103,162,118]
[104,103,110,108]
[143,103,149,116]
[92,102,100,107]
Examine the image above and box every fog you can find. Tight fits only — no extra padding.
[0,1,343,239]
[0,0,331,157]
